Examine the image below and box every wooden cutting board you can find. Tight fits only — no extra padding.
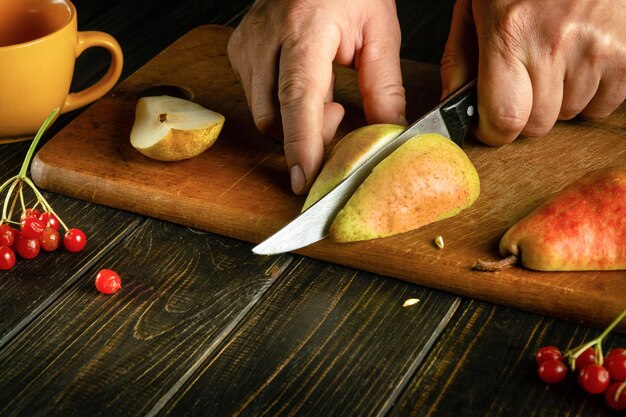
[32,25,626,331]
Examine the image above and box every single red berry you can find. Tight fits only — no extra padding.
[538,359,567,383]
[63,228,87,252]
[40,228,61,252]
[607,348,626,359]
[578,364,611,394]
[21,217,45,239]
[605,351,626,381]
[0,224,16,247]
[575,347,597,370]
[20,208,41,222]
[39,212,60,231]
[605,381,626,410]
[536,346,563,365]
[95,269,122,294]
[15,235,40,259]
[0,246,16,270]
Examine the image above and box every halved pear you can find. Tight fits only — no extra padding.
[329,132,480,243]
[130,95,225,161]
[302,124,405,211]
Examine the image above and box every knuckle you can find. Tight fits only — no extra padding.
[487,108,527,137]
[522,119,553,137]
[278,70,314,107]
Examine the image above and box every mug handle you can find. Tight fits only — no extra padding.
[62,31,124,113]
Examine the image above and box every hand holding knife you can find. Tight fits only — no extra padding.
[253,80,478,255]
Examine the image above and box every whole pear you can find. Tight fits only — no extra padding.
[302,124,405,211]
[499,166,626,271]
[328,132,480,243]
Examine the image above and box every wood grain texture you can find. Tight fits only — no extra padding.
[158,258,460,417]
[0,219,292,417]
[31,25,626,331]
[389,299,626,417]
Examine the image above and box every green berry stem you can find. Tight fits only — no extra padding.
[0,108,61,228]
[566,308,626,369]
[22,176,70,232]
[18,108,59,179]
[2,178,20,223]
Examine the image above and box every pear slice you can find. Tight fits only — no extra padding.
[302,124,405,211]
[329,132,480,243]
[130,95,225,161]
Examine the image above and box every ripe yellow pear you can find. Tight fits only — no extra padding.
[130,95,224,161]
[498,166,626,271]
[302,124,405,211]
[328,132,480,242]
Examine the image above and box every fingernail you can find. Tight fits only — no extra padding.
[441,89,450,100]
[290,164,306,195]
[398,114,408,125]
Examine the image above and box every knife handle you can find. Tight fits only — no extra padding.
[440,79,478,146]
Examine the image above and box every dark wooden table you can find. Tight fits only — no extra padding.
[1,1,625,416]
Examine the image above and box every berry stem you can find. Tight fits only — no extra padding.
[2,178,20,223]
[566,308,626,369]
[21,176,69,232]
[17,108,58,179]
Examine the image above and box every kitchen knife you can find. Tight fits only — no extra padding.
[253,79,478,255]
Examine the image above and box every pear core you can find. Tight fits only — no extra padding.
[130,95,225,161]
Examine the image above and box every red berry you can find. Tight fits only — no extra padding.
[63,228,87,252]
[536,346,563,364]
[21,217,45,239]
[538,359,567,383]
[607,348,626,359]
[39,212,60,231]
[605,351,626,381]
[0,246,16,270]
[40,228,61,252]
[95,269,122,294]
[0,224,16,247]
[575,347,597,370]
[605,382,626,410]
[578,364,611,394]
[20,208,41,221]
[15,235,40,259]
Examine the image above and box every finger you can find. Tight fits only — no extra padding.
[278,33,339,194]
[440,0,478,99]
[581,71,626,121]
[227,27,283,141]
[321,72,344,145]
[356,18,407,126]
[249,49,283,141]
[322,102,345,145]
[522,64,564,137]
[559,65,601,120]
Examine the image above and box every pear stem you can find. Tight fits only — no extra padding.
[473,255,518,271]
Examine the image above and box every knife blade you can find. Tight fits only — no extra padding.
[253,79,478,255]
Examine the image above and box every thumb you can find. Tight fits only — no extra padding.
[357,19,407,126]
[440,0,477,99]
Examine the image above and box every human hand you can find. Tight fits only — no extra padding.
[440,0,626,145]
[227,0,407,194]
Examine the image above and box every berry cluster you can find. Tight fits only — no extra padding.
[536,309,626,411]
[0,109,87,271]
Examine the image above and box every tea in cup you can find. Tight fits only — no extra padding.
[0,0,123,138]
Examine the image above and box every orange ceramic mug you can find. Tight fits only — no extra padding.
[0,0,123,138]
